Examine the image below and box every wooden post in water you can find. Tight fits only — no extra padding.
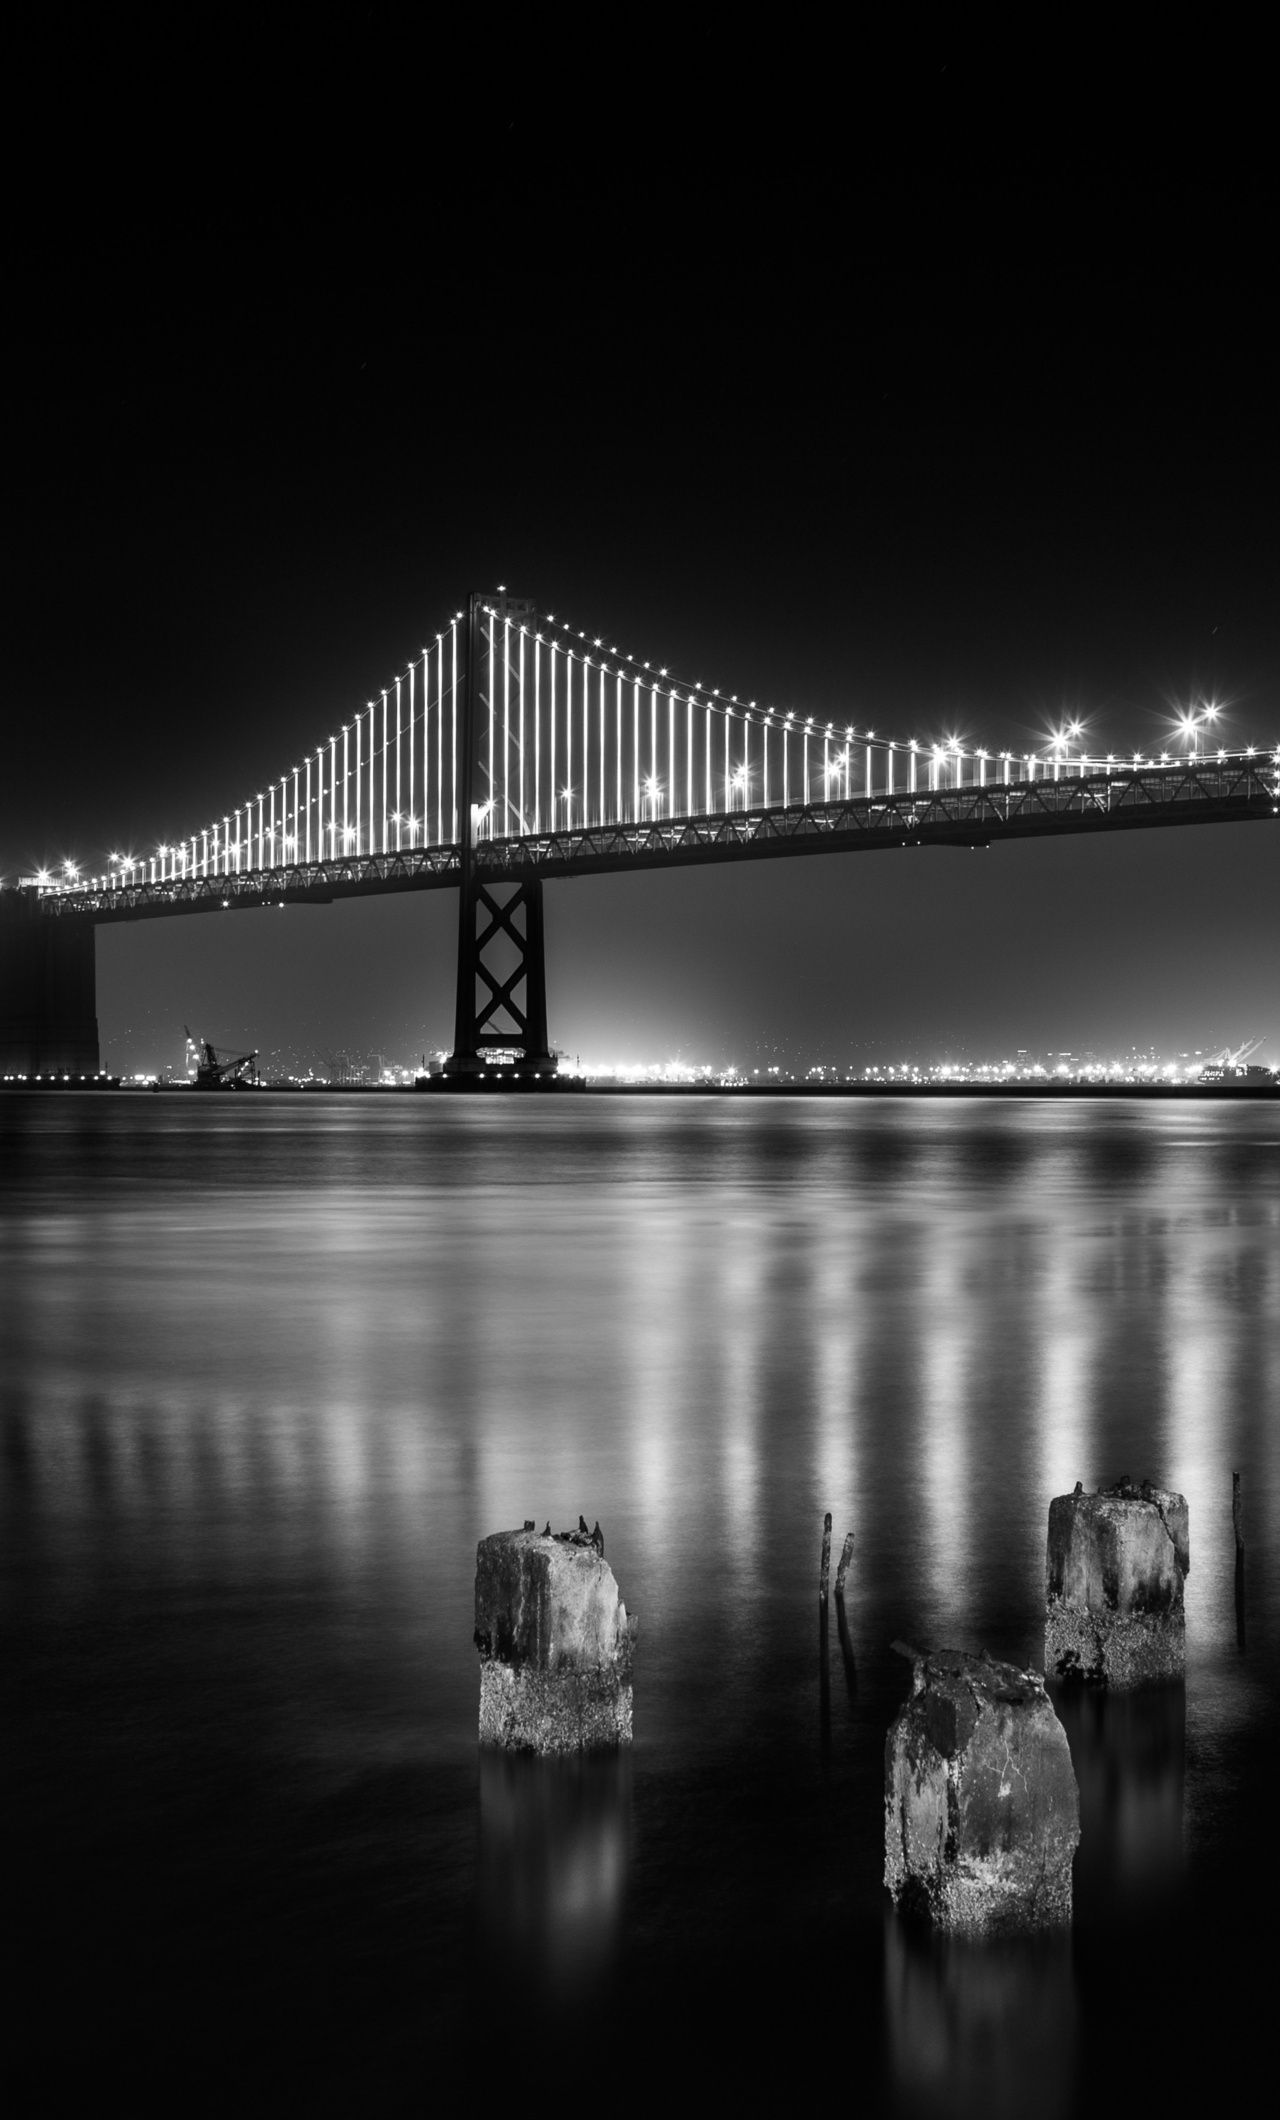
[834,1531,857,1698]
[1234,1470,1246,1649]
[818,1512,833,1762]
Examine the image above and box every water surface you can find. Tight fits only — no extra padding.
[2,1094,1277,2110]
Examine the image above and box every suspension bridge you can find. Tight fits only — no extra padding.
[3,590,1277,1078]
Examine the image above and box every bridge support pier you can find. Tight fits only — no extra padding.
[0,898,100,1076]
[445,873,556,1076]
[443,588,557,1080]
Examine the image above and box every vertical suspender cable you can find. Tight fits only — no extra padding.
[502,616,510,832]
[518,626,526,833]
[566,650,574,825]
[408,664,415,842]
[449,625,457,842]
[367,705,375,852]
[565,653,573,825]
[681,693,688,818]
[487,612,496,833]
[381,691,389,852]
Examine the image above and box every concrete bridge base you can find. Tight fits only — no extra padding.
[0,897,100,1076]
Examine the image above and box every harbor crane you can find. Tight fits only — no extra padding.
[184,1027,259,1090]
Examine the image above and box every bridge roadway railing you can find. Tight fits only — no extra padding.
[29,754,1280,920]
[483,754,1279,880]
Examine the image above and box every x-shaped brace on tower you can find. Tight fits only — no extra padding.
[445,592,556,1076]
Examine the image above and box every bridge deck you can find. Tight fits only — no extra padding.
[23,756,1279,923]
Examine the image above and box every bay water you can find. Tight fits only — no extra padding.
[2,1093,1277,2111]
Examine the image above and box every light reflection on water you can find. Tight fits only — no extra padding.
[2,1093,1278,2106]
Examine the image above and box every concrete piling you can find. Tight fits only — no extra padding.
[474,1522,636,1753]
[884,1646,1080,1933]
[1045,1478,1189,1686]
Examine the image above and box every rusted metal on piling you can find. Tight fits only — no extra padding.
[819,1512,833,1603]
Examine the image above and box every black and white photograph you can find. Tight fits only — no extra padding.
[3,36,1278,2115]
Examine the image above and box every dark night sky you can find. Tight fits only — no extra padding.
[5,47,1278,1072]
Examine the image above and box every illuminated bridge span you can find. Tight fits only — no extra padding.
[4,591,1278,1078]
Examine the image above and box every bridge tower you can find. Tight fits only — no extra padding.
[0,892,100,1076]
[444,590,556,1078]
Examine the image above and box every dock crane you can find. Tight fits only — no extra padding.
[184,1027,260,1090]
[1205,1038,1265,1068]
[1200,1037,1272,1083]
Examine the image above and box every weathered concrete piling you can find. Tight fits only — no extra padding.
[474,1521,636,1753]
[1046,1478,1189,1686]
[884,1648,1080,1933]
